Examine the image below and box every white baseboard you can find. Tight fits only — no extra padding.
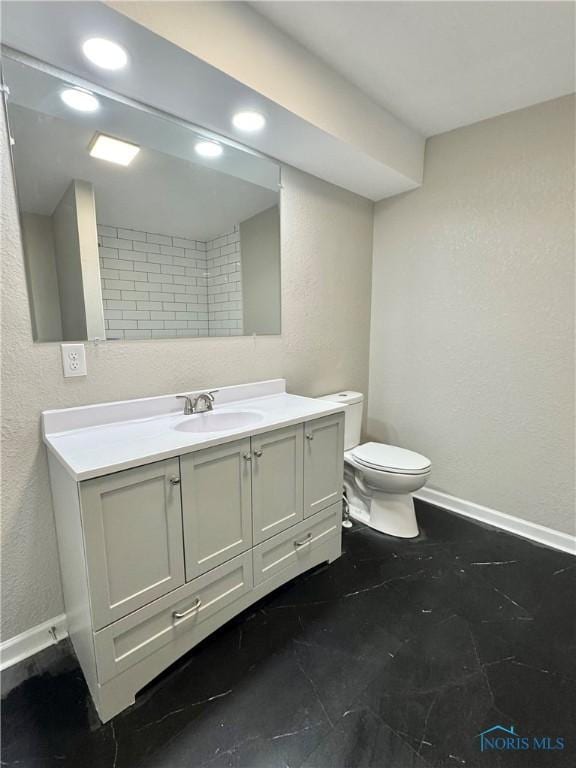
[0,614,68,672]
[415,488,576,556]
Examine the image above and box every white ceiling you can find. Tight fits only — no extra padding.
[252,1,576,136]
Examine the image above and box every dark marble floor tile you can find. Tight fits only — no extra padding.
[1,501,574,768]
[301,708,429,768]
[133,647,333,768]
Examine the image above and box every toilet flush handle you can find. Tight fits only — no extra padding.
[306,433,314,441]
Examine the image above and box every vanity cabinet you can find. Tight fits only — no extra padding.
[80,458,185,630]
[47,407,344,723]
[303,413,345,517]
[180,438,252,580]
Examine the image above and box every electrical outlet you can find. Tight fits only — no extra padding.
[61,343,87,377]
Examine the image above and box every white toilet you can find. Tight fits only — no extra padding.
[319,392,431,538]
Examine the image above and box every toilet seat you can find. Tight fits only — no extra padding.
[349,442,431,476]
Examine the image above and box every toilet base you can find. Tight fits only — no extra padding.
[348,492,420,538]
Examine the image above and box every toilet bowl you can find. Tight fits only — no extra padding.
[344,443,431,537]
[318,392,431,538]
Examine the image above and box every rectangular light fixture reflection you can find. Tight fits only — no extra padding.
[89,133,140,166]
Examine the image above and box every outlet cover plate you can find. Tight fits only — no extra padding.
[61,343,87,378]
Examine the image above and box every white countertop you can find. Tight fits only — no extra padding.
[42,380,346,481]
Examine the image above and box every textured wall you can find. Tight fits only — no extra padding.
[369,95,575,534]
[1,119,373,640]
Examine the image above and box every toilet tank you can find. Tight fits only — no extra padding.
[317,391,364,450]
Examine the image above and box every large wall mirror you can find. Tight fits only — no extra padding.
[3,53,281,342]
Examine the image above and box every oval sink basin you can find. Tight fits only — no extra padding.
[173,411,264,434]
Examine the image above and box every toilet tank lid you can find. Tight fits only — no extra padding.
[318,391,364,405]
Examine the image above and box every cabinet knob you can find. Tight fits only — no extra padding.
[306,433,314,441]
[173,597,202,620]
[169,476,181,485]
[254,448,263,457]
[243,453,252,461]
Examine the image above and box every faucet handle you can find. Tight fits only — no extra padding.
[206,390,218,401]
[176,394,193,415]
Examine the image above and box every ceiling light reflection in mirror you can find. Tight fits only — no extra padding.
[89,133,140,166]
[60,88,99,112]
[195,140,223,158]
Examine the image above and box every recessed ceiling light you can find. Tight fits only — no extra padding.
[232,111,266,132]
[195,141,223,158]
[82,38,128,70]
[89,133,140,166]
[61,88,99,112]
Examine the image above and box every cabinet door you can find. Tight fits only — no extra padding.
[181,438,252,581]
[304,413,345,517]
[80,458,185,630]
[252,424,304,544]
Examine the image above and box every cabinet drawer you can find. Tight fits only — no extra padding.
[253,503,341,586]
[94,551,253,683]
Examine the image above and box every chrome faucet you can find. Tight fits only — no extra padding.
[176,391,218,415]
[192,391,217,413]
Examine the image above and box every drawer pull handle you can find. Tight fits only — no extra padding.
[294,532,313,548]
[243,453,252,461]
[169,477,181,485]
[306,433,314,441]
[173,597,202,620]
[254,449,263,457]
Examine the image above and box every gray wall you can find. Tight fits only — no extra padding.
[52,182,88,341]
[369,95,575,534]
[74,180,105,341]
[20,213,62,342]
[241,205,281,335]
[1,117,374,640]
